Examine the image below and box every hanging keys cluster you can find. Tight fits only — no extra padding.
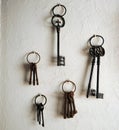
[26,51,40,86]
[64,91,77,118]
[36,103,44,126]
[51,4,67,66]
[86,35,105,99]
[62,80,77,119]
[29,63,39,85]
[35,94,47,127]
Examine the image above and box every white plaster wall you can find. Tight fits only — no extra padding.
[1,0,119,130]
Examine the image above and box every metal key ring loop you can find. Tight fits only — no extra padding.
[51,4,67,16]
[26,51,40,64]
[35,94,47,106]
[89,35,104,47]
[51,15,65,27]
[62,80,76,93]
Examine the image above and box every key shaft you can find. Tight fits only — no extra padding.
[96,56,100,98]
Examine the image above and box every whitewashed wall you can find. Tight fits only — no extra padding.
[1,0,119,130]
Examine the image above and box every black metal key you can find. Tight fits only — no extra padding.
[51,4,67,66]
[34,64,39,85]
[95,46,105,98]
[33,63,36,85]
[35,94,47,127]
[56,20,65,66]
[36,104,41,124]
[86,50,96,98]
[40,103,44,127]
[29,63,33,85]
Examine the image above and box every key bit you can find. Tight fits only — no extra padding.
[58,56,65,66]
[97,93,104,99]
[90,89,96,96]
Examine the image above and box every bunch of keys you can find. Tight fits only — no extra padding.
[62,80,77,119]
[51,4,67,66]
[34,94,47,127]
[86,35,105,99]
[26,51,40,85]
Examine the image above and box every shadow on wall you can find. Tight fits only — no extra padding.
[22,63,30,84]
[49,7,57,65]
[20,53,30,85]
[79,41,91,96]
[29,97,37,125]
[50,27,57,65]
[43,8,57,66]
[54,82,64,118]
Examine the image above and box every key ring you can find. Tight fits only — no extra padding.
[51,4,67,16]
[89,35,104,47]
[26,51,40,64]
[35,94,47,106]
[62,80,76,93]
[51,15,65,27]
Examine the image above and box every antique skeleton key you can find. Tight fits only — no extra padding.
[86,47,96,98]
[62,80,77,119]
[51,4,67,66]
[35,94,47,127]
[70,91,77,116]
[95,46,105,98]
[86,35,105,99]
[26,51,40,86]
[64,92,67,119]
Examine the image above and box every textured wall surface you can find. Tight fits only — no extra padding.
[1,0,119,130]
